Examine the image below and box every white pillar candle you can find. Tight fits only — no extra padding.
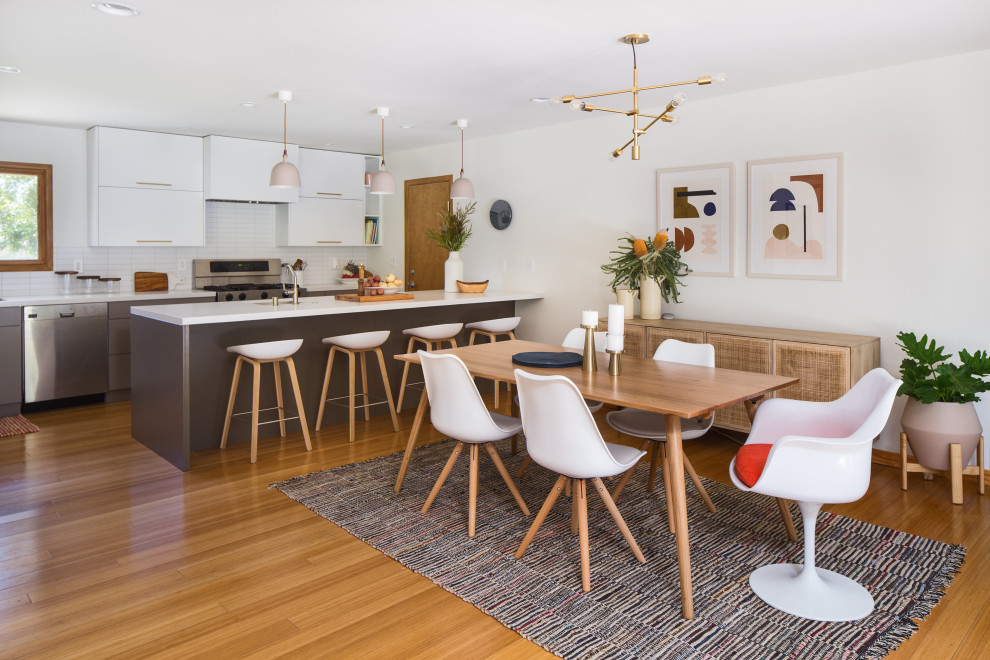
[582,310,599,327]
[608,304,624,338]
[606,333,624,352]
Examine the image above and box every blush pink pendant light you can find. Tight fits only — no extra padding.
[450,118,475,200]
[270,90,300,189]
[369,107,396,195]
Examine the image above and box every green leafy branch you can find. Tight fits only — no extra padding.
[427,201,475,252]
[600,234,691,303]
[895,331,990,403]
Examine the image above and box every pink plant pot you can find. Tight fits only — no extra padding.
[901,399,983,471]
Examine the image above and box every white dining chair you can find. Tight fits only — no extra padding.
[513,368,647,592]
[607,339,717,525]
[418,351,530,537]
[729,367,901,621]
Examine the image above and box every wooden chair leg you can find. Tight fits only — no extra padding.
[220,356,243,448]
[515,475,567,559]
[396,336,417,412]
[516,455,532,480]
[484,443,530,515]
[285,356,311,451]
[570,479,578,535]
[591,477,645,562]
[468,444,480,536]
[776,498,798,542]
[576,479,591,592]
[374,347,400,433]
[611,438,651,500]
[490,332,500,409]
[315,346,338,431]
[250,359,261,464]
[684,454,716,513]
[346,349,356,443]
[647,441,660,492]
[468,330,479,345]
[900,431,909,490]
[273,359,286,437]
[422,441,465,513]
[359,350,371,422]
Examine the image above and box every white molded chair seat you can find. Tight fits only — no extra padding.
[606,339,717,516]
[227,338,303,361]
[418,351,530,537]
[466,316,521,334]
[322,330,390,351]
[403,323,464,341]
[315,330,399,443]
[513,369,647,592]
[728,367,902,622]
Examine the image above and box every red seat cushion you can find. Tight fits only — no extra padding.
[734,443,773,488]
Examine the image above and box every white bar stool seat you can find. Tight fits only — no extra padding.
[466,316,521,408]
[396,322,463,411]
[315,330,400,443]
[220,338,312,464]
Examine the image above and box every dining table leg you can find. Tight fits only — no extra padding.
[394,392,430,493]
[664,414,693,619]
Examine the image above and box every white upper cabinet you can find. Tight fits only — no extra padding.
[298,149,366,200]
[87,126,205,246]
[92,127,203,191]
[275,198,364,246]
[204,135,299,203]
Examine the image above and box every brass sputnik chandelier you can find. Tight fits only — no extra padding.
[552,34,725,160]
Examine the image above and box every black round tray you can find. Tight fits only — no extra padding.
[511,351,583,368]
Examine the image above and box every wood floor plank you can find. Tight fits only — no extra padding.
[0,400,987,659]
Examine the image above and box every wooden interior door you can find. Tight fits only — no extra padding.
[404,175,452,291]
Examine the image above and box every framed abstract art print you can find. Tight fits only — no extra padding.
[656,163,734,276]
[747,154,843,280]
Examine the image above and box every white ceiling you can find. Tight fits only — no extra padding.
[1,0,988,155]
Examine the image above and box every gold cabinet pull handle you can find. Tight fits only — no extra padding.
[136,240,174,243]
[316,240,342,244]
[316,192,341,196]
[135,182,172,186]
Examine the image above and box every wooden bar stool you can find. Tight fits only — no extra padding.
[396,322,463,412]
[315,330,400,443]
[220,338,312,464]
[466,316,520,408]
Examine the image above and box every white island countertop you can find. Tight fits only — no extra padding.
[0,289,216,308]
[131,290,544,326]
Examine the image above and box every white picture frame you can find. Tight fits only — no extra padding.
[656,163,734,276]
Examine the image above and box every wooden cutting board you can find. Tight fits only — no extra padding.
[134,272,169,292]
[334,293,414,303]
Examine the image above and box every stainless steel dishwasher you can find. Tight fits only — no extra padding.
[23,303,108,404]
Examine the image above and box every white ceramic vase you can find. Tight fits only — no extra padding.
[615,289,635,319]
[639,276,663,320]
[444,251,463,292]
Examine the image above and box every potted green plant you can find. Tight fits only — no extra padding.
[896,331,990,471]
[427,201,475,292]
[600,231,690,319]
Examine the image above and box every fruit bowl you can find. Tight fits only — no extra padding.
[366,286,403,295]
[456,280,489,293]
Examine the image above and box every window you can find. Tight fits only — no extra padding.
[0,161,53,272]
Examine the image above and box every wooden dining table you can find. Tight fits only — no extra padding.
[392,338,798,619]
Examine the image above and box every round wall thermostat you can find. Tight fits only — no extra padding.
[489,199,512,230]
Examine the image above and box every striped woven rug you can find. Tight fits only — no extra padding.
[271,439,965,659]
[0,415,40,438]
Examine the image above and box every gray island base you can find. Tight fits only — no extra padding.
[130,291,541,470]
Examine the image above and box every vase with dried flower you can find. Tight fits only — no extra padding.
[427,201,475,292]
[601,231,690,319]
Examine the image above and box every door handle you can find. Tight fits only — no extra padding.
[60,312,75,318]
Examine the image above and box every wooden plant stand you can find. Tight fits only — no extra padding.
[900,432,985,504]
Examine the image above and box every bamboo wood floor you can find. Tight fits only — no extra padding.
[1,398,988,658]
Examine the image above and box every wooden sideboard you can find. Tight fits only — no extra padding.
[599,317,880,432]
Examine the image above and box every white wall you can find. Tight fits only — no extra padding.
[383,49,990,457]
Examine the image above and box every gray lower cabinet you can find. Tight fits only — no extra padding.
[0,308,21,416]
[108,297,208,399]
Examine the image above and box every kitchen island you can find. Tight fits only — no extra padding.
[130,290,542,470]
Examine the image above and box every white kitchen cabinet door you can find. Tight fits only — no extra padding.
[96,187,205,246]
[204,135,299,203]
[298,149,366,200]
[276,197,364,246]
[91,127,203,191]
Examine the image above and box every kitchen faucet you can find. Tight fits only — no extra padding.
[280,263,299,305]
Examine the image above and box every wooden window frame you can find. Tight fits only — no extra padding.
[0,161,53,272]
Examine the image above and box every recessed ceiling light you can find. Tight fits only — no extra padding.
[400,124,414,129]
[0,66,21,74]
[530,97,551,103]
[239,101,257,108]
[91,2,140,16]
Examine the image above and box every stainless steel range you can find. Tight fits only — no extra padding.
[193,258,301,302]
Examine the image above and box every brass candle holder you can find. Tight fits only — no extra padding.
[607,349,622,376]
[581,324,597,372]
